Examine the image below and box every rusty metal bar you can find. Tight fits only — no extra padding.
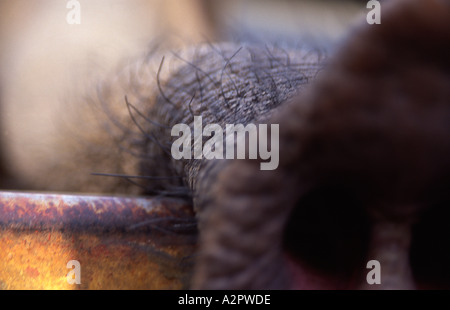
[0,191,197,290]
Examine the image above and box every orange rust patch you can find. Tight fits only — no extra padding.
[25,267,40,278]
[0,192,197,289]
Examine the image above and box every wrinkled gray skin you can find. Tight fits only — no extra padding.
[90,43,324,289]
[146,44,323,289]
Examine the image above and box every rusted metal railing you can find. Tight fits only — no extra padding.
[0,191,197,289]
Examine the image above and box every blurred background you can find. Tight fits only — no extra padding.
[0,0,365,188]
